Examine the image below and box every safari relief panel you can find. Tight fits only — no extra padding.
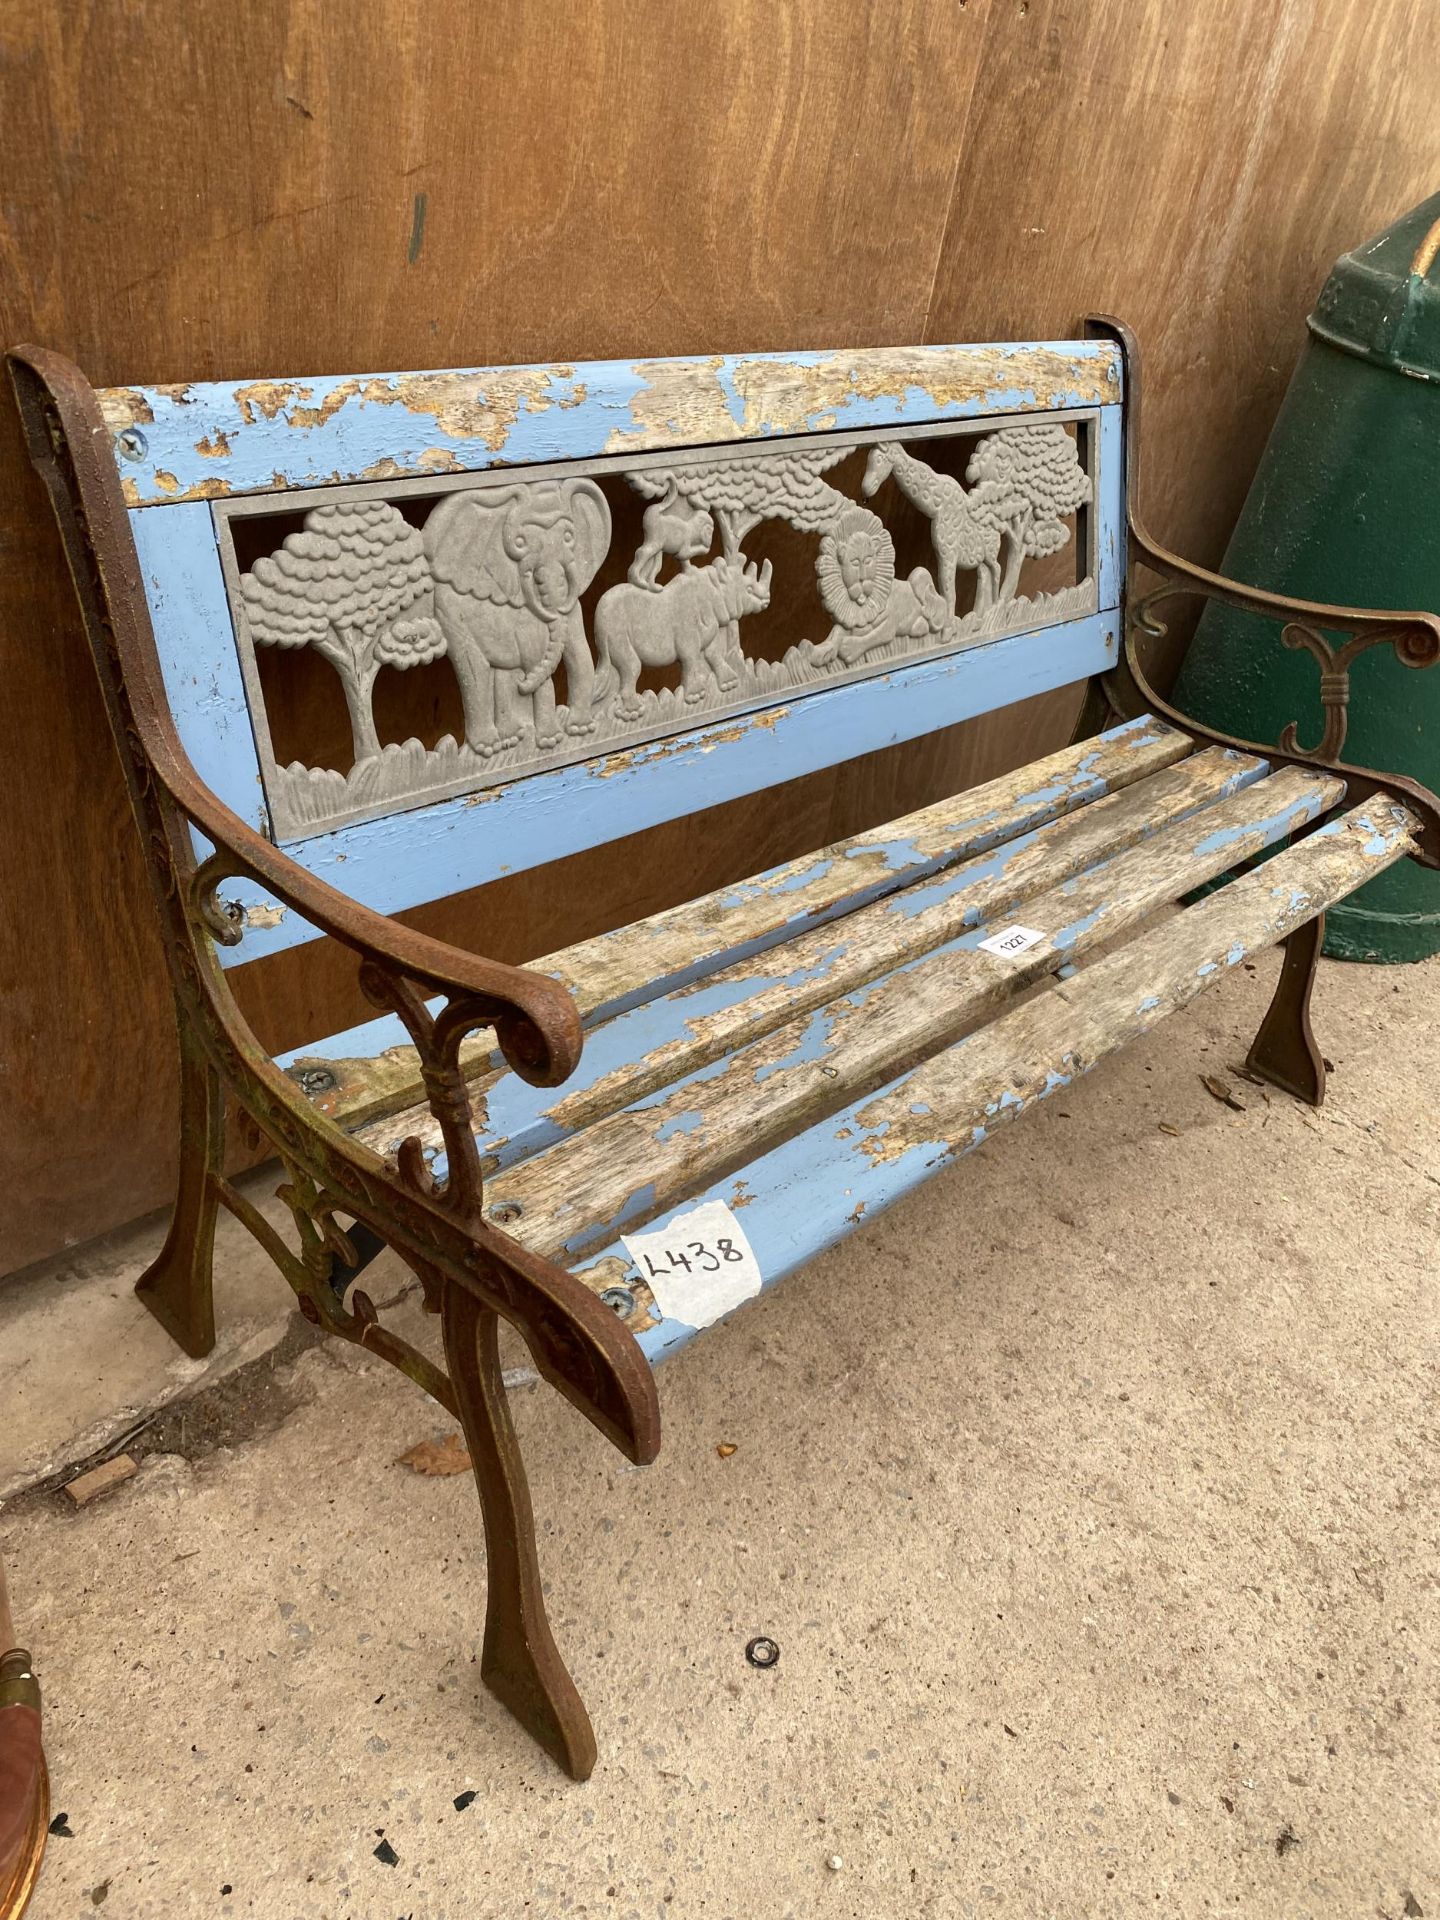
[213,415,1099,843]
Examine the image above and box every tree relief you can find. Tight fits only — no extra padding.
[231,420,1095,839]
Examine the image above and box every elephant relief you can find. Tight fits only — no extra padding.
[593,553,773,721]
[423,478,611,757]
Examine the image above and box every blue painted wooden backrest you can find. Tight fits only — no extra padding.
[103,341,1125,966]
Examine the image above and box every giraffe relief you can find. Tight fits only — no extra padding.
[230,417,1097,840]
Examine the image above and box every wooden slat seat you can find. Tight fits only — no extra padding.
[299,742,1415,1362]
[280,712,1196,1132]
[341,722,1262,1168]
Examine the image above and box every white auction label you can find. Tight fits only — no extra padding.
[977,923,1048,959]
[622,1200,763,1329]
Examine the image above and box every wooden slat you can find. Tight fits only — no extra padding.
[488,769,1371,1265]
[577,794,1420,1365]
[355,741,1263,1165]
[540,745,1264,1140]
[291,714,1191,1129]
[229,613,1126,964]
[102,343,1121,507]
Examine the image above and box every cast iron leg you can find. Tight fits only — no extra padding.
[440,1280,598,1781]
[1247,913,1327,1106]
[135,1026,224,1356]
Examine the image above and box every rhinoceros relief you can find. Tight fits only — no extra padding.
[230,419,1096,839]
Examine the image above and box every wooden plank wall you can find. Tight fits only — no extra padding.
[2,0,1436,1276]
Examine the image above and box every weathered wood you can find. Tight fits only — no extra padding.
[218,612,1124,968]
[546,719,1187,1014]
[837,797,1417,1171]
[101,343,1121,507]
[537,745,1262,1140]
[299,714,1192,1131]
[567,806,1417,1365]
[488,771,1373,1264]
[355,740,1261,1163]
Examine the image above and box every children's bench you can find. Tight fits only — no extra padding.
[13,319,1440,1780]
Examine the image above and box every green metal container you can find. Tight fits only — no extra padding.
[1175,190,1440,961]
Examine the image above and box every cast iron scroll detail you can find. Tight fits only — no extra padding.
[1081,313,1440,870]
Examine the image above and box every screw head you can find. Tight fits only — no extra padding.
[599,1285,636,1317]
[116,426,148,460]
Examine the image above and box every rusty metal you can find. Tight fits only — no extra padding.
[441,1277,599,1781]
[7,342,660,1781]
[1247,915,1328,1106]
[1083,314,1440,867]
[322,1217,388,1308]
[132,1023,223,1359]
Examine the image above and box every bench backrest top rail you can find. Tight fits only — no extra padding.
[111,338,1126,967]
[101,339,1121,505]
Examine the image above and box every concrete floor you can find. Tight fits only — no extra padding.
[1,948,1436,1919]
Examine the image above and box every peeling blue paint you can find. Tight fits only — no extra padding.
[1051,901,1111,951]
[751,1005,837,1083]
[559,798,1415,1363]
[213,611,1125,966]
[715,856,837,911]
[562,1180,658,1260]
[112,342,1122,505]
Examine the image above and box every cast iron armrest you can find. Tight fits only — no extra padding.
[1118,541,1440,874]
[1081,312,1440,869]
[1126,536,1440,759]
[186,807,582,1091]
[7,341,583,1093]
[1114,552,1440,871]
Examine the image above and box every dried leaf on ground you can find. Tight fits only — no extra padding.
[716,1443,738,1459]
[396,1433,472,1476]
[1201,1073,1246,1112]
[1158,1122,1181,1137]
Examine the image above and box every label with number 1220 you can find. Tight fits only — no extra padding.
[621,1200,762,1329]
